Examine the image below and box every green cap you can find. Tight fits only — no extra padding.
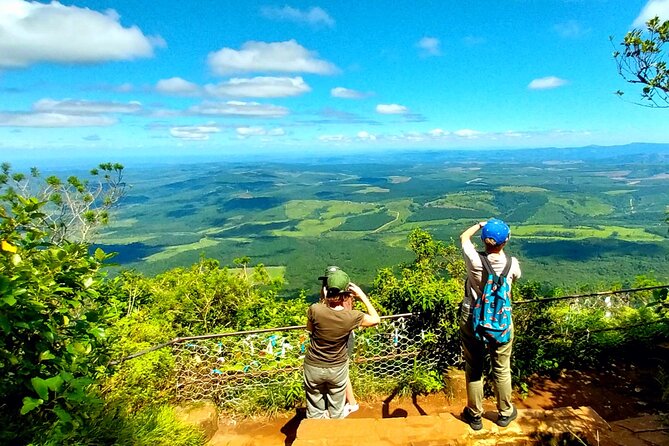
[318,266,350,294]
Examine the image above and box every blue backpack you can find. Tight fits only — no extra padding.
[471,253,513,344]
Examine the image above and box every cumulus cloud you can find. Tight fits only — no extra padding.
[207,40,338,75]
[156,77,201,96]
[528,76,568,90]
[633,0,669,27]
[0,0,164,68]
[0,112,116,127]
[417,37,441,56]
[169,125,220,141]
[553,20,589,38]
[260,5,334,28]
[331,87,369,99]
[189,101,289,117]
[236,126,285,138]
[33,98,142,114]
[205,76,310,98]
[376,103,408,114]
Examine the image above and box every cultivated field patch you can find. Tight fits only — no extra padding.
[144,237,220,262]
[513,224,664,241]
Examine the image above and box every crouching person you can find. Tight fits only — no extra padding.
[303,266,380,419]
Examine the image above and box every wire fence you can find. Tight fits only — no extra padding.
[171,313,456,414]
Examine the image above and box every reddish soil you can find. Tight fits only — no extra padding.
[215,356,668,446]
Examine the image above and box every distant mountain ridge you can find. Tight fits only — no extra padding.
[6,142,669,171]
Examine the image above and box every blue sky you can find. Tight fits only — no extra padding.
[1,0,669,162]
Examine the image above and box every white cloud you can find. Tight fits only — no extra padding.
[236,126,285,138]
[260,6,334,28]
[0,112,116,127]
[331,87,368,99]
[553,20,588,38]
[33,98,142,114]
[454,129,481,138]
[356,131,376,141]
[169,125,220,141]
[376,104,408,114]
[528,76,568,90]
[189,101,289,117]
[417,37,441,56]
[0,0,164,68]
[633,0,669,27]
[207,40,338,75]
[205,76,310,98]
[156,77,201,96]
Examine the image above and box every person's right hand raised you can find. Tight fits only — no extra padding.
[347,282,364,299]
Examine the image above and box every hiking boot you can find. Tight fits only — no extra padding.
[496,406,517,427]
[460,407,483,431]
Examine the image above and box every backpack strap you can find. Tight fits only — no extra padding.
[478,252,512,279]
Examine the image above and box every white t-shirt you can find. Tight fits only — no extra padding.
[462,238,522,303]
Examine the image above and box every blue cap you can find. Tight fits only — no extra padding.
[481,218,510,245]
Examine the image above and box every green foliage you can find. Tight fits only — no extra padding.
[0,162,209,445]
[513,276,669,384]
[141,258,304,335]
[103,309,177,412]
[372,228,464,378]
[613,16,669,107]
[394,362,444,397]
[0,177,119,442]
[39,404,205,446]
[115,405,204,446]
[374,228,464,326]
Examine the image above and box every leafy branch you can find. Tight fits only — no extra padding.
[612,16,669,108]
[0,162,126,244]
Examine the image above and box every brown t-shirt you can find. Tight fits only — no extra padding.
[304,303,364,367]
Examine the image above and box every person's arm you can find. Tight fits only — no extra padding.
[348,283,380,327]
[461,221,487,272]
[460,221,487,245]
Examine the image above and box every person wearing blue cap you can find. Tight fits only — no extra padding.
[458,219,522,430]
[303,266,380,419]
